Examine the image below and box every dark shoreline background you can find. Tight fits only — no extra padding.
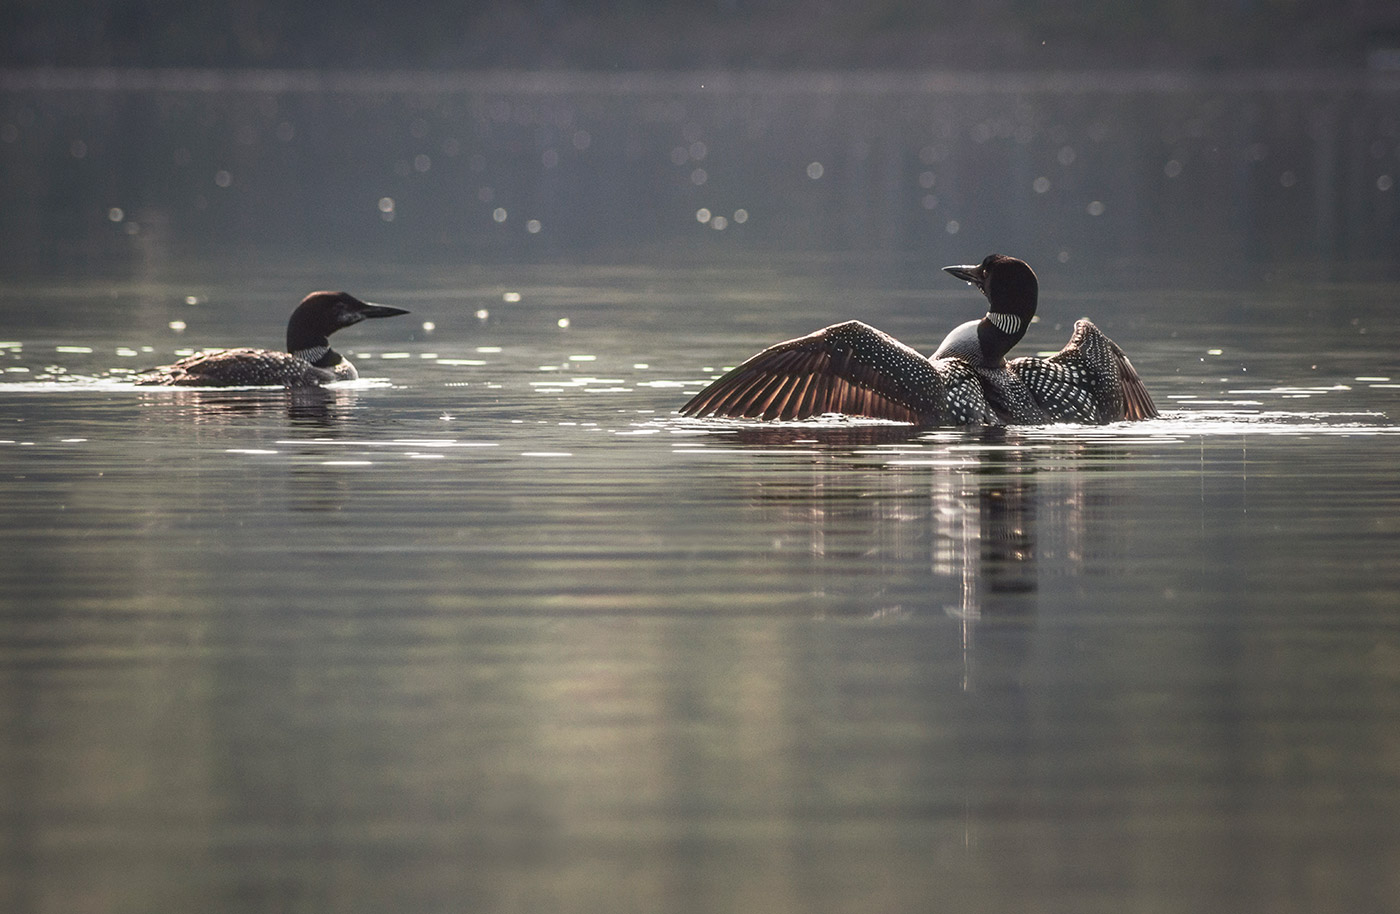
[4,66,1398,276]
[4,0,1399,72]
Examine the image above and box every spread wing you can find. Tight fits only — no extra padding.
[1011,319,1157,423]
[679,320,989,424]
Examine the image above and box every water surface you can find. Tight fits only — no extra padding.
[2,256,1399,914]
[3,73,1400,913]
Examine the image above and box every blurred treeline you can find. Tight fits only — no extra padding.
[3,0,1398,70]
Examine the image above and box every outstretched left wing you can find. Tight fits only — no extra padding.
[680,320,989,425]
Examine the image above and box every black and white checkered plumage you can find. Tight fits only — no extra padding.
[1009,319,1157,422]
[135,291,409,388]
[678,254,1157,426]
[943,254,1157,423]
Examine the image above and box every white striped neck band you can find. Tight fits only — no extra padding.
[986,312,1022,335]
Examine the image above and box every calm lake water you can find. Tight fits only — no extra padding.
[2,73,1400,913]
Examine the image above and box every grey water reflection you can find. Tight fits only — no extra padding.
[685,427,1109,628]
[3,380,1400,913]
[134,385,366,429]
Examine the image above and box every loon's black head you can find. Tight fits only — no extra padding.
[942,254,1038,362]
[285,291,409,366]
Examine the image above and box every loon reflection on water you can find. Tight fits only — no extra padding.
[135,291,409,388]
[679,255,1157,426]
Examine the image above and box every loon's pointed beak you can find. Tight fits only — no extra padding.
[358,303,411,319]
[943,264,984,289]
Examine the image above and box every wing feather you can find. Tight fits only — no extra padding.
[784,372,815,420]
[1017,319,1157,423]
[679,320,964,423]
[1114,350,1158,421]
[710,370,771,415]
[752,374,793,418]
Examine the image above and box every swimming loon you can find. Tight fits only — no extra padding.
[678,254,1155,425]
[930,254,1047,423]
[941,255,1157,422]
[135,291,409,387]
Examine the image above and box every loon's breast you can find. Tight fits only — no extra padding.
[931,319,984,362]
[329,357,358,382]
[930,319,1049,423]
[136,348,341,388]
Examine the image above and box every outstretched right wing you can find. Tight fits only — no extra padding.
[679,320,990,425]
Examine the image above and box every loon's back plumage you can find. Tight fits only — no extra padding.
[135,291,408,388]
[136,348,348,387]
